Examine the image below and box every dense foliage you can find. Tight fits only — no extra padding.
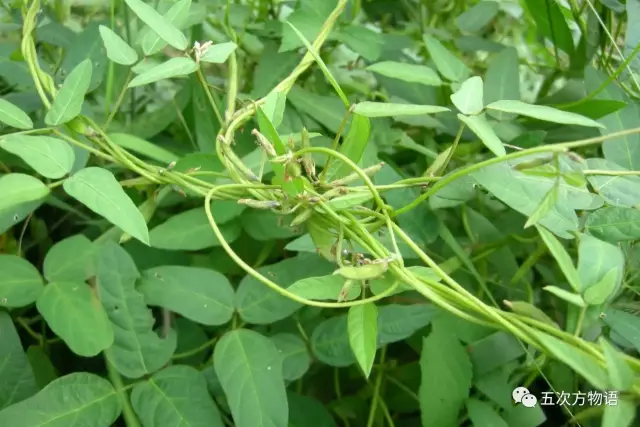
[1,0,640,426]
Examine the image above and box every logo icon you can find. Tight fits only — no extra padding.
[513,386,538,408]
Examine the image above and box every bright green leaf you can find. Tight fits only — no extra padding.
[124,0,187,50]
[0,254,44,308]
[423,34,471,82]
[140,0,191,56]
[0,135,75,179]
[543,286,587,307]
[0,98,33,129]
[128,58,198,88]
[366,61,442,86]
[352,101,449,117]
[458,113,506,157]
[451,76,484,115]
[523,0,574,54]
[199,42,238,64]
[347,303,378,378]
[288,274,360,301]
[44,59,92,126]
[486,100,604,128]
[98,26,138,65]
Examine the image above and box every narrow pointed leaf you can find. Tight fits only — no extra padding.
[36,282,114,357]
[324,113,370,181]
[536,225,582,292]
[486,100,605,128]
[347,303,378,378]
[423,34,471,81]
[366,61,442,86]
[0,174,50,212]
[63,167,150,245]
[124,0,187,50]
[0,98,33,129]
[141,0,191,55]
[458,113,505,157]
[128,58,198,88]
[0,135,75,179]
[352,101,449,117]
[98,26,138,65]
[45,59,92,126]
[524,183,558,228]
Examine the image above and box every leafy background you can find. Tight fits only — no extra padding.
[0,0,640,427]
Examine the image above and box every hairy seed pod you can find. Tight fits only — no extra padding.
[290,208,313,227]
[238,199,281,209]
[333,261,389,281]
[252,129,277,157]
[330,162,385,186]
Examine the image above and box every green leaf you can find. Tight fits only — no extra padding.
[213,329,288,427]
[138,266,235,326]
[456,1,500,33]
[585,207,640,243]
[286,21,349,107]
[352,101,448,117]
[457,113,505,157]
[63,167,150,245]
[602,399,636,427]
[287,393,336,427]
[366,61,442,86]
[26,346,57,390]
[601,309,640,353]
[585,158,640,207]
[288,275,360,301]
[0,311,37,410]
[98,25,138,65]
[336,26,383,61]
[140,0,191,56]
[484,47,520,120]
[529,329,608,389]
[129,58,198,88]
[0,174,49,212]
[0,373,121,427]
[43,234,96,283]
[108,133,178,164]
[279,0,337,52]
[543,285,587,307]
[324,113,370,181]
[97,242,177,379]
[578,233,624,302]
[149,205,242,250]
[599,337,633,391]
[199,42,237,63]
[271,334,311,382]
[523,0,574,54]
[466,398,508,427]
[0,254,44,308]
[131,365,224,427]
[524,183,558,228]
[347,303,378,378]
[36,282,114,357]
[124,0,187,50]
[44,59,92,126]
[451,76,484,115]
[536,226,582,292]
[423,34,471,82]
[0,98,33,129]
[486,100,604,128]
[420,319,472,427]
[0,135,75,179]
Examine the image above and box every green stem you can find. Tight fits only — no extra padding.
[106,358,141,427]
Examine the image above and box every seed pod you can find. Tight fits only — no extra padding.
[238,199,281,209]
[290,208,313,227]
[333,261,389,281]
[285,161,302,181]
[252,129,277,157]
[330,162,385,187]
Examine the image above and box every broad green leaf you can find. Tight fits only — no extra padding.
[131,365,224,427]
[98,26,138,65]
[523,0,574,54]
[64,167,150,245]
[0,98,33,129]
[585,207,640,243]
[484,47,520,120]
[124,0,187,50]
[108,133,178,164]
[456,1,500,33]
[524,183,558,228]
[420,319,472,427]
[0,135,75,179]
[602,399,636,427]
[466,398,508,427]
[537,226,582,292]
[26,346,58,390]
[271,334,311,382]
[366,61,442,86]
[423,34,471,82]
[324,113,370,180]
[36,282,114,357]
[585,158,640,207]
[0,373,121,427]
[578,233,624,298]
[458,113,505,157]
[97,242,176,378]
[0,254,44,308]
[235,253,334,324]
[561,99,627,120]
[601,309,640,353]
[286,21,349,107]
[279,0,337,52]
[287,275,360,301]
[543,286,587,307]
[138,266,234,326]
[599,337,633,391]
[0,311,38,410]
[451,76,484,115]
[44,59,92,126]
[140,0,191,56]
[529,329,608,389]
[486,100,604,128]
[0,174,49,212]
[200,42,237,63]
[347,303,378,378]
[287,393,336,427]
[213,329,288,427]
[128,58,198,88]
[352,101,448,117]
[149,205,242,250]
